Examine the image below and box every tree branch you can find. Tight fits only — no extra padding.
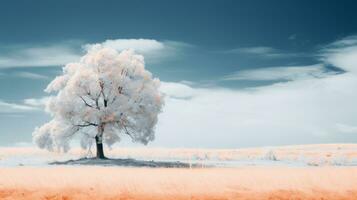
[83,89,101,110]
[61,126,81,139]
[123,125,135,140]
[79,95,96,109]
[74,122,98,127]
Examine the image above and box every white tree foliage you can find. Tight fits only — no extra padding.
[33,45,164,152]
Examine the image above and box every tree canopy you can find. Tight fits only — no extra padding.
[33,46,164,154]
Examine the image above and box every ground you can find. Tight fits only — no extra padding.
[0,144,356,199]
[1,167,357,200]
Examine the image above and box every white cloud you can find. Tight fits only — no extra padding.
[160,82,195,99]
[84,39,165,53]
[23,96,50,108]
[153,70,357,147]
[85,39,190,63]
[320,36,357,74]
[0,100,38,113]
[151,36,357,147]
[223,64,336,81]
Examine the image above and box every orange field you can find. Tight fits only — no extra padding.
[1,166,357,200]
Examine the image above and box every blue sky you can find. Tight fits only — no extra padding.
[1,0,357,147]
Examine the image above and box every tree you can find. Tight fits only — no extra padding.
[32,46,164,159]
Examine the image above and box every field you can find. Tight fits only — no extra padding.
[0,144,357,199]
[1,167,357,200]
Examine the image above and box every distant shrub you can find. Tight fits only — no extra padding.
[264,149,278,161]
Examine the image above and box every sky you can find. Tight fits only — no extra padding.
[1,0,357,148]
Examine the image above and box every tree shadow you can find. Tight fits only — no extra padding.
[49,157,200,168]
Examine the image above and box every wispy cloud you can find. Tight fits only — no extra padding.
[13,72,49,80]
[224,46,300,59]
[222,64,336,81]
[288,34,297,40]
[324,35,357,48]
[232,46,276,54]
[0,96,50,115]
[335,123,357,134]
[320,35,357,74]
[0,100,38,113]
[0,71,49,80]
[222,36,357,82]
[0,39,191,68]
[0,41,82,68]
[23,96,50,108]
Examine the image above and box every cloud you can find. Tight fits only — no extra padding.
[288,34,297,40]
[23,96,50,108]
[160,82,195,99]
[324,35,357,48]
[222,64,337,81]
[0,39,190,68]
[85,39,191,63]
[13,72,49,80]
[84,39,165,53]
[221,36,357,83]
[8,35,357,147]
[153,71,357,147]
[335,123,357,134]
[0,71,49,80]
[151,36,357,147]
[0,96,51,115]
[0,42,82,68]
[225,46,300,58]
[0,100,38,113]
[234,46,277,54]
[0,96,52,116]
[320,35,357,74]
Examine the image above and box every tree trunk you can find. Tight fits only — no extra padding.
[95,124,106,159]
[95,136,106,159]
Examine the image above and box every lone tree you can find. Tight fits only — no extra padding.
[33,46,164,159]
